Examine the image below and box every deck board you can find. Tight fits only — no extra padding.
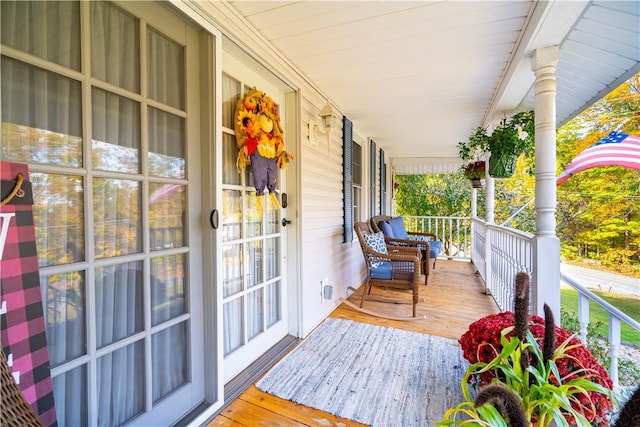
[208,260,499,426]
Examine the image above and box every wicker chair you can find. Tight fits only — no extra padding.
[1,349,44,427]
[371,215,442,278]
[354,221,423,318]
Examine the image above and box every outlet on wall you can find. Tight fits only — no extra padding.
[320,278,329,303]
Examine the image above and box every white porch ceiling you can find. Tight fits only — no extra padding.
[227,0,639,172]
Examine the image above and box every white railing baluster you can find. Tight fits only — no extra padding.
[609,316,621,386]
[578,293,589,344]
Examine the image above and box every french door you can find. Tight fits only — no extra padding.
[1,1,205,425]
[221,54,290,382]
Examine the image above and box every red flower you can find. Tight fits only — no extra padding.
[459,311,613,426]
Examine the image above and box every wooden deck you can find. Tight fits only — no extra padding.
[209,260,499,426]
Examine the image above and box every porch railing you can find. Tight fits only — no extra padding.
[466,216,637,388]
[560,273,640,387]
[404,216,471,261]
[483,223,534,313]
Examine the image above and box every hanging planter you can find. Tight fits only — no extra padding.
[460,160,486,187]
[488,153,517,178]
[470,178,485,188]
[458,111,535,180]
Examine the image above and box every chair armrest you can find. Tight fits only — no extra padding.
[387,245,421,258]
[384,237,431,252]
[407,231,440,241]
[366,247,420,263]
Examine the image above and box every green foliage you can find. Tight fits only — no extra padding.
[561,307,640,388]
[395,174,483,217]
[457,127,489,162]
[560,288,640,346]
[457,111,535,160]
[487,111,536,158]
[440,329,612,426]
[556,73,640,273]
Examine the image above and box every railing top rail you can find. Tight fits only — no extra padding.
[404,216,470,220]
[561,273,640,331]
[486,223,534,240]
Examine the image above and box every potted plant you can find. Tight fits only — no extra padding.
[457,111,535,178]
[439,272,614,427]
[461,161,486,188]
[457,127,488,187]
[485,110,535,178]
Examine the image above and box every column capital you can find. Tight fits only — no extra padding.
[532,45,560,71]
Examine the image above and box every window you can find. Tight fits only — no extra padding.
[1,2,198,424]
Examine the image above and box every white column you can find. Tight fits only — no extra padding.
[485,174,494,225]
[471,188,477,218]
[532,45,561,318]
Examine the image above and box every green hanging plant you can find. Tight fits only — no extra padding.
[458,111,535,178]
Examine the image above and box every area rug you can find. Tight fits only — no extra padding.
[256,318,469,426]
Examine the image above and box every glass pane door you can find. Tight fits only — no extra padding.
[1,1,204,424]
[221,72,288,382]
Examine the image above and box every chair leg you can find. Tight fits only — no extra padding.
[423,260,429,285]
[360,280,371,308]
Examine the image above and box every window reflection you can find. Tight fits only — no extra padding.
[31,173,84,268]
[1,57,83,166]
[148,28,184,110]
[152,322,188,403]
[222,189,242,241]
[42,272,86,366]
[92,87,140,174]
[93,178,141,258]
[95,262,144,348]
[148,107,185,178]
[151,255,187,325]
[91,1,140,93]
[149,183,185,250]
[246,240,263,288]
[247,289,264,340]
[223,244,243,298]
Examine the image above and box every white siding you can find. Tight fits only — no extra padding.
[299,95,365,336]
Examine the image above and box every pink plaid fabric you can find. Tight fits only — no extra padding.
[1,161,57,426]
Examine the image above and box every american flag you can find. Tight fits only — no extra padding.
[556,131,640,185]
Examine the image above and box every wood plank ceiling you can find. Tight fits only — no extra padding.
[228,1,639,171]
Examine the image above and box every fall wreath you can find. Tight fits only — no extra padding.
[234,88,293,213]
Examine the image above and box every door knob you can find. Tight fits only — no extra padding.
[282,218,292,227]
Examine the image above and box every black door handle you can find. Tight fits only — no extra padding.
[210,209,219,229]
[282,218,292,227]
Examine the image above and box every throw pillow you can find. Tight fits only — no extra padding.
[363,232,388,254]
[387,216,408,240]
[379,220,395,238]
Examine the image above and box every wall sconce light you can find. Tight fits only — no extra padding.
[308,101,338,146]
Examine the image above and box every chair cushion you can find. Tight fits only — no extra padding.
[363,232,388,254]
[379,220,395,238]
[429,241,442,258]
[386,217,408,240]
[369,261,392,279]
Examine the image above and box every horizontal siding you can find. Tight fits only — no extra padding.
[299,94,364,336]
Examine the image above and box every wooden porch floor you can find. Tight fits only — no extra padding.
[208,260,499,427]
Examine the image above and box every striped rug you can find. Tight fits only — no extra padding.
[256,318,469,426]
